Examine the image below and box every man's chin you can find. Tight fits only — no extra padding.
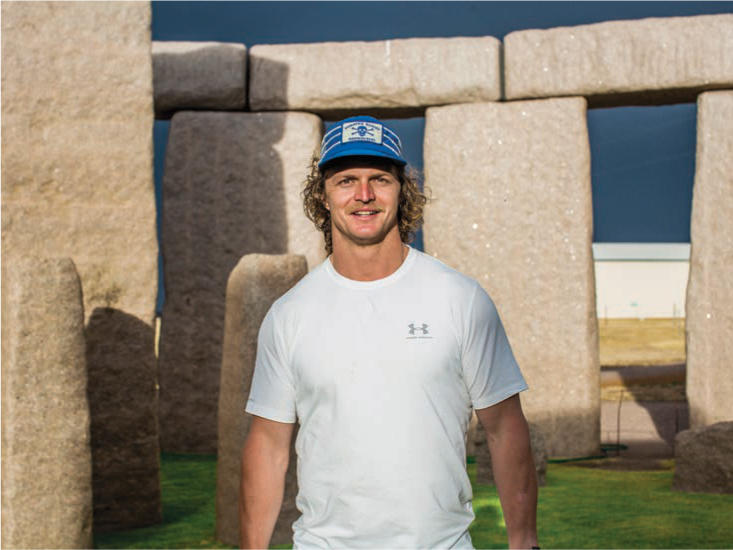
[335,229,392,248]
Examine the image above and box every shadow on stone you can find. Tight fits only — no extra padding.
[158,107,290,452]
[86,307,161,531]
[248,50,293,112]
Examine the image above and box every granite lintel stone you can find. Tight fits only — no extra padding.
[153,41,247,119]
[249,37,501,117]
[505,14,733,107]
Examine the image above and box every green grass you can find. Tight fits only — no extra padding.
[94,454,233,549]
[96,454,733,549]
[469,461,733,548]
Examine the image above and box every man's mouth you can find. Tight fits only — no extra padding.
[351,209,380,217]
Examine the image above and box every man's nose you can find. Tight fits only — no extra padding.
[354,180,375,202]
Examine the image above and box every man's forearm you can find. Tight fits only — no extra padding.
[239,430,290,549]
[488,418,538,549]
[477,395,539,549]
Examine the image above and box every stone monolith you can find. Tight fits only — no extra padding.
[159,111,324,452]
[2,258,92,549]
[505,15,733,107]
[1,1,161,530]
[249,37,501,118]
[686,91,733,428]
[216,254,308,546]
[423,98,599,458]
[153,41,247,118]
[673,422,733,494]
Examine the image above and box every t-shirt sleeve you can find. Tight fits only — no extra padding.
[462,283,528,410]
[245,307,297,423]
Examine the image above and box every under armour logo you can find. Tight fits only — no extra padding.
[408,323,429,335]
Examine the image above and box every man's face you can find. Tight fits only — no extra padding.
[323,156,401,251]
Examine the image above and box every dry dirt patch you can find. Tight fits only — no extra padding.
[599,317,685,367]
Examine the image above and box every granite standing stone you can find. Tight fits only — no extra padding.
[673,422,733,494]
[505,15,733,107]
[216,254,308,546]
[686,91,733,428]
[1,1,161,530]
[159,111,324,452]
[153,41,247,119]
[1,258,92,549]
[249,37,501,118]
[423,99,599,458]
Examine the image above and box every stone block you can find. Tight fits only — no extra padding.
[686,91,733,428]
[505,15,733,107]
[1,258,92,549]
[673,422,733,494]
[249,37,501,118]
[153,41,247,119]
[159,111,325,452]
[474,421,548,487]
[423,99,599,457]
[1,1,161,530]
[216,254,308,547]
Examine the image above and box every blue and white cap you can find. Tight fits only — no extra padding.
[318,115,407,169]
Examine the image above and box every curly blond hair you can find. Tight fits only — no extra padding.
[302,155,429,255]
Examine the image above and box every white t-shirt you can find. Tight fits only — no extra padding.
[246,246,528,549]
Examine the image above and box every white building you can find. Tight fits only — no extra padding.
[593,243,690,319]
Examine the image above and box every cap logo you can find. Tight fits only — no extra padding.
[342,121,383,144]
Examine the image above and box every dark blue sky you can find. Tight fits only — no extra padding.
[152,1,732,244]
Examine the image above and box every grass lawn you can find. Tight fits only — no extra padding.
[471,461,733,549]
[95,453,733,549]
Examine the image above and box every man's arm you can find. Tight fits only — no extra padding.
[476,394,538,549]
[239,415,295,549]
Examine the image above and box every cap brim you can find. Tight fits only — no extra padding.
[319,147,407,169]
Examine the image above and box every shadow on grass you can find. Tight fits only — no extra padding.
[94,453,234,550]
[160,453,218,523]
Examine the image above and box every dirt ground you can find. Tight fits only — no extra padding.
[598,317,685,367]
[599,317,687,402]
[589,318,688,469]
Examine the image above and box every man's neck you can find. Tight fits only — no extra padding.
[330,235,408,282]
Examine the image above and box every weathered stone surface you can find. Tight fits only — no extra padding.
[686,91,733,428]
[216,254,308,546]
[423,99,599,457]
[1,258,92,549]
[1,1,161,530]
[673,422,733,494]
[159,111,325,452]
[249,37,501,117]
[505,15,733,107]
[153,41,247,119]
[475,421,548,487]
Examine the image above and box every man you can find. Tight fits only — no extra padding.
[240,115,539,549]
